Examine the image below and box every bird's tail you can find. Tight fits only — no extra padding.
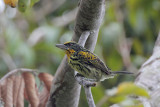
[111,71,133,75]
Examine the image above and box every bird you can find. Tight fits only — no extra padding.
[56,41,133,82]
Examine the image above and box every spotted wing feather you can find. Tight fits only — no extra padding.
[76,51,111,75]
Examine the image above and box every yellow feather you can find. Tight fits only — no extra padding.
[79,51,97,60]
[4,0,18,8]
[64,41,74,45]
[65,49,75,59]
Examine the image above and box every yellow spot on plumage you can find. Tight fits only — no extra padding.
[65,49,75,59]
[79,51,97,60]
[64,41,74,45]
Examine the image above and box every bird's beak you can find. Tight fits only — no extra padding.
[56,44,68,50]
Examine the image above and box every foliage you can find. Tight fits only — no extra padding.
[4,0,39,12]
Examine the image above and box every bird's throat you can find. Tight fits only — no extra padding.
[65,49,75,59]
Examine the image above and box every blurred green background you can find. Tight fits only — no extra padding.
[0,0,159,106]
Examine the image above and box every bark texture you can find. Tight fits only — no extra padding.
[135,32,160,107]
[47,0,105,107]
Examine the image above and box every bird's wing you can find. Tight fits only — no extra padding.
[77,51,111,74]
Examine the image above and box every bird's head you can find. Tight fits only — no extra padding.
[56,41,83,57]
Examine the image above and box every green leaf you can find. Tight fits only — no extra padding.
[126,103,144,107]
[117,82,149,98]
[108,95,126,103]
[18,0,30,12]
[30,0,39,7]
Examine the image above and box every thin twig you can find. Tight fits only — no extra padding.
[75,75,96,87]
[84,86,96,107]
[75,31,96,107]
[78,31,90,47]
[75,75,96,107]
[52,8,78,27]
[32,0,66,22]
[27,27,46,47]
[0,68,38,82]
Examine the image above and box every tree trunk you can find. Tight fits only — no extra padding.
[46,0,105,107]
[135,32,160,107]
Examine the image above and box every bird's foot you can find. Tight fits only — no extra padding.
[75,73,97,87]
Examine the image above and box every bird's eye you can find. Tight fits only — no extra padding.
[69,43,73,46]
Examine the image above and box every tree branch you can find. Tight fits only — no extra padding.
[47,0,105,107]
[76,31,96,107]
[52,8,78,27]
[84,86,96,107]
[75,74,96,107]
[78,31,90,46]
[135,31,160,106]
